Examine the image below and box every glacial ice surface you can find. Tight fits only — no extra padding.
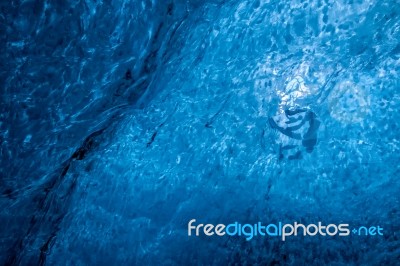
[1,0,400,264]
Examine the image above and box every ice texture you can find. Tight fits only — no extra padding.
[1,0,400,265]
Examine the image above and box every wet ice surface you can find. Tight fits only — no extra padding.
[1,0,400,264]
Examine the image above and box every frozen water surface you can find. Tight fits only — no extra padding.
[1,0,400,265]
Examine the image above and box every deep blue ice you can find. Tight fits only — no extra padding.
[1,0,399,265]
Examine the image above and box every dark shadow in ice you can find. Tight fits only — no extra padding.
[269,108,320,160]
[302,112,321,153]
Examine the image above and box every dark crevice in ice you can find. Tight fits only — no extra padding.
[146,104,178,147]
[205,96,231,128]
[147,131,158,147]
[6,128,106,265]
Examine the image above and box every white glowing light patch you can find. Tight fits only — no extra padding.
[277,75,311,112]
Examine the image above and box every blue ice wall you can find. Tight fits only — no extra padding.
[1,0,400,265]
